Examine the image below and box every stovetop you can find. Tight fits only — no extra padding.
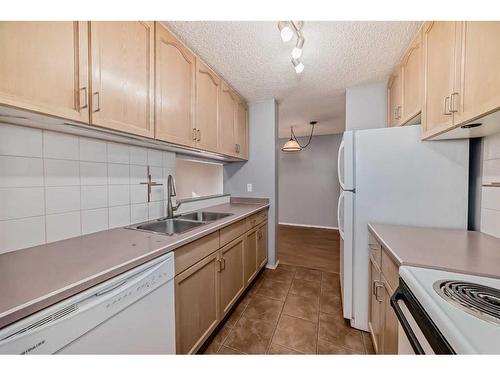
[400,266,500,354]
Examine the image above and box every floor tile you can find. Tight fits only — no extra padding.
[264,268,294,284]
[289,278,321,299]
[243,294,284,324]
[317,339,361,354]
[318,312,365,353]
[277,263,298,274]
[321,272,341,293]
[256,278,290,301]
[272,315,317,354]
[362,331,376,354]
[295,267,322,283]
[283,293,319,322]
[224,316,275,354]
[268,343,303,354]
[225,301,247,328]
[203,325,232,354]
[218,345,244,354]
[319,290,343,315]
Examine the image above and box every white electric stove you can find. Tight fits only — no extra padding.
[392,266,500,354]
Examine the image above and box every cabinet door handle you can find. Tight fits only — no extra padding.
[450,92,459,113]
[93,91,100,112]
[79,87,88,109]
[192,128,197,140]
[442,96,451,115]
[197,129,201,141]
[375,282,384,303]
[216,259,222,272]
[258,230,262,240]
[221,257,226,270]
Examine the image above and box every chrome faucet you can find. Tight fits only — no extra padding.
[166,175,181,218]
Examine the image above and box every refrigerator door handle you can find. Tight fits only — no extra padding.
[338,139,345,189]
[337,190,345,239]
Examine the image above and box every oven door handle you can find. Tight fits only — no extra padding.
[390,287,425,354]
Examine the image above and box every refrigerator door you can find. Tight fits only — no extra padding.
[350,125,468,331]
[338,189,354,320]
[338,131,355,191]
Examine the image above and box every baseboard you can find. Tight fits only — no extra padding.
[265,260,280,270]
[279,222,339,230]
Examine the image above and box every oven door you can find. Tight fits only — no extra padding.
[390,278,455,354]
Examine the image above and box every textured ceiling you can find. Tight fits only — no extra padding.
[165,21,422,138]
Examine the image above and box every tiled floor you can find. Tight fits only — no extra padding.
[203,264,375,354]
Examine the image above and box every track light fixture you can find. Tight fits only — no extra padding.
[277,21,305,74]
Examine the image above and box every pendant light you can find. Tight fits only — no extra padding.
[281,121,317,153]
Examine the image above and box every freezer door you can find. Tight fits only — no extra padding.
[338,131,355,191]
[338,190,354,320]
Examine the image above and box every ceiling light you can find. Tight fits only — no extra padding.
[292,58,304,74]
[278,21,294,43]
[291,36,304,59]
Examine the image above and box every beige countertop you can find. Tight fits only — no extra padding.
[368,223,500,279]
[0,199,269,329]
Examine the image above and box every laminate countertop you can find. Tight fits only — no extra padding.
[0,198,269,330]
[368,223,500,279]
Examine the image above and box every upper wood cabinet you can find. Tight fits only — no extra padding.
[195,58,220,153]
[219,82,238,157]
[155,22,195,147]
[401,30,422,124]
[235,96,249,159]
[387,66,403,127]
[452,22,500,126]
[0,22,89,123]
[89,21,155,138]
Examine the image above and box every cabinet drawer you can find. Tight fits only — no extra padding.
[381,249,399,291]
[174,232,220,275]
[246,209,267,230]
[220,219,247,247]
[368,233,382,268]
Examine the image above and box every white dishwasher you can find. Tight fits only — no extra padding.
[0,253,175,354]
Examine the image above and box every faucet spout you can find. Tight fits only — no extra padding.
[166,175,181,218]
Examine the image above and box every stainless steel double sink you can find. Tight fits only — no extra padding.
[126,211,233,236]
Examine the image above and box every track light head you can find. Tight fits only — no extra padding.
[278,21,293,43]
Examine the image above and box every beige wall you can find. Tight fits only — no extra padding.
[480,132,500,238]
[175,159,223,200]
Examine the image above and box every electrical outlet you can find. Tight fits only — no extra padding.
[247,183,253,192]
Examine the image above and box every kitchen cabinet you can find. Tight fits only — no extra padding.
[155,22,195,147]
[219,237,245,317]
[219,82,238,157]
[175,251,219,354]
[381,277,398,354]
[235,96,249,159]
[368,256,382,353]
[0,21,89,123]
[256,222,268,269]
[89,21,155,138]
[401,30,422,124]
[195,58,220,152]
[387,66,403,127]
[243,229,258,285]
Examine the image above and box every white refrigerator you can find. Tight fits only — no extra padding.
[337,125,469,331]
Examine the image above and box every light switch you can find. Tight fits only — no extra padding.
[247,183,253,192]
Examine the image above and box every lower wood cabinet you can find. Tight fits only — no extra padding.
[219,237,245,317]
[368,256,383,353]
[381,278,398,354]
[243,229,258,285]
[257,222,268,269]
[175,251,219,354]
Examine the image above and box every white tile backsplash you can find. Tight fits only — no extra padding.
[0,124,42,158]
[0,123,173,253]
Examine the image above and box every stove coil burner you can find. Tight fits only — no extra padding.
[433,280,500,326]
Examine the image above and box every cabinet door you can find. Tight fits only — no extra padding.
[175,251,219,354]
[0,21,89,123]
[219,237,245,317]
[256,222,268,269]
[195,58,220,152]
[219,82,237,156]
[90,21,154,137]
[235,97,249,159]
[387,67,402,127]
[401,31,422,123]
[453,21,500,125]
[381,280,398,354]
[422,21,457,138]
[243,229,258,285]
[155,23,195,147]
[368,257,382,353]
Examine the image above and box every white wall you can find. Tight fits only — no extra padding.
[224,99,279,266]
[345,81,388,130]
[480,132,500,238]
[279,134,342,228]
[0,123,175,254]
[175,159,223,199]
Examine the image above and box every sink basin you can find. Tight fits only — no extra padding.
[178,211,233,222]
[134,219,205,235]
